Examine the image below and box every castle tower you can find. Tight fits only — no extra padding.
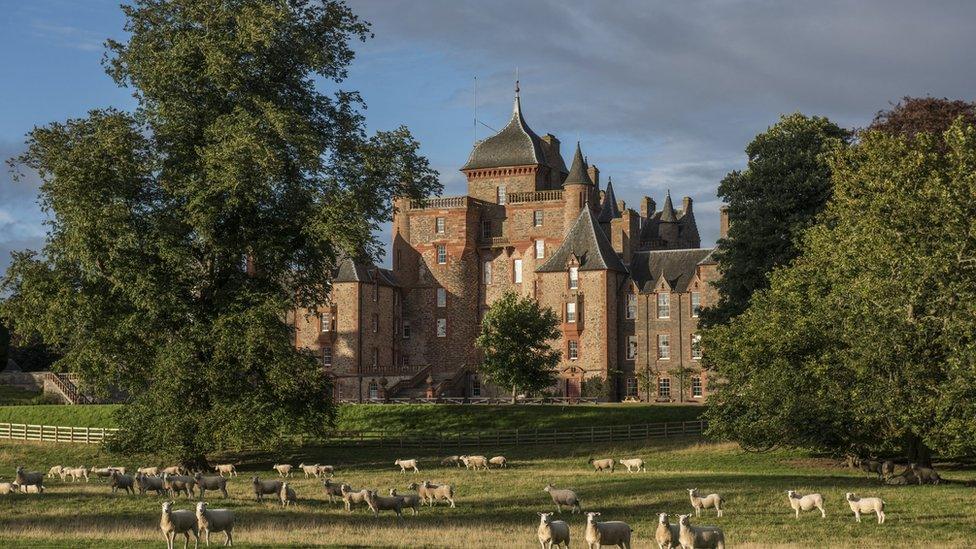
[657,190,679,245]
[562,142,595,228]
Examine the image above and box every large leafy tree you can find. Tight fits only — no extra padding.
[700,114,850,327]
[1,0,439,461]
[704,119,976,462]
[476,292,561,403]
[870,96,976,141]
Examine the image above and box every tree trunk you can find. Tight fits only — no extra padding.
[905,434,932,467]
[511,385,517,405]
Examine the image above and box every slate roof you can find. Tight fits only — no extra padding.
[335,258,399,287]
[630,248,715,293]
[659,191,678,222]
[536,207,628,273]
[597,177,622,222]
[563,142,594,187]
[462,92,547,171]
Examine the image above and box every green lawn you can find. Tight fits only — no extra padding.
[0,404,122,428]
[0,386,45,406]
[0,437,973,547]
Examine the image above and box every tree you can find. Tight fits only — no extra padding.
[475,292,561,403]
[700,114,850,327]
[0,0,439,462]
[704,118,976,462]
[0,322,8,369]
[870,96,976,142]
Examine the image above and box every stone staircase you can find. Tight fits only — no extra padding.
[45,373,93,405]
[386,366,472,399]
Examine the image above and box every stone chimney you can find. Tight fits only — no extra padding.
[617,199,626,213]
[682,196,693,214]
[587,165,600,188]
[640,196,655,218]
[541,133,560,156]
[720,205,730,239]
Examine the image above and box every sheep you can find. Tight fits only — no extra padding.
[194,473,229,499]
[677,514,725,549]
[786,490,825,519]
[63,466,89,482]
[537,511,570,549]
[688,488,724,517]
[420,480,456,508]
[196,501,234,547]
[489,456,508,468]
[272,463,293,477]
[543,483,581,514]
[15,467,44,491]
[364,489,404,519]
[18,483,44,494]
[909,463,941,485]
[162,465,184,476]
[584,511,632,549]
[341,485,370,512]
[618,459,645,473]
[655,513,681,549]
[0,482,15,495]
[299,463,321,479]
[395,458,420,474]
[459,455,489,470]
[588,458,615,473]
[46,465,64,479]
[881,460,896,480]
[138,466,161,477]
[213,464,237,478]
[859,459,883,480]
[846,492,885,524]
[441,455,462,467]
[163,473,197,499]
[279,482,297,507]
[110,470,135,495]
[137,472,167,496]
[251,476,283,502]
[316,465,335,477]
[322,479,349,504]
[160,500,199,549]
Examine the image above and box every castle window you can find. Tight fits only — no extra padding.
[691,292,702,317]
[566,302,577,323]
[368,380,379,400]
[627,336,637,361]
[483,261,492,285]
[568,340,579,360]
[626,294,637,320]
[657,334,670,360]
[320,310,334,332]
[436,318,447,337]
[657,293,670,319]
[436,244,446,264]
[533,210,543,227]
[626,377,638,399]
[513,259,523,284]
[322,347,332,367]
[402,320,411,339]
[691,333,702,360]
[692,376,703,398]
[471,378,481,397]
[497,185,507,205]
[658,377,671,399]
[535,239,545,259]
[569,267,579,290]
[435,217,445,234]
[436,287,446,308]
[481,220,491,239]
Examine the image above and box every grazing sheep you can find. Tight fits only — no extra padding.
[584,511,632,549]
[460,455,489,471]
[364,489,404,519]
[251,476,283,502]
[537,511,570,549]
[15,467,43,490]
[688,488,725,517]
[441,455,462,467]
[110,470,135,495]
[909,463,941,485]
[588,458,615,473]
[489,456,508,469]
[137,473,167,496]
[46,465,64,479]
[272,464,293,477]
[786,490,825,519]
[395,458,420,474]
[322,479,348,504]
[160,500,199,549]
[18,483,44,494]
[138,467,160,477]
[845,492,885,524]
[90,467,116,481]
[420,480,456,508]
[618,459,645,473]
[0,482,15,495]
[655,513,680,549]
[543,483,581,515]
[881,460,896,480]
[677,514,725,549]
[341,485,370,512]
[859,459,883,480]
[316,465,335,477]
[196,501,234,547]
[213,464,237,478]
[280,482,297,507]
[63,466,88,482]
[390,488,421,515]
[163,473,197,499]
[194,473,229,499]
[299,463,321,479]
[162,465,184,476]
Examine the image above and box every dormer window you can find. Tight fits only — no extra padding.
[657,293,670,319]
[569,267,579,290]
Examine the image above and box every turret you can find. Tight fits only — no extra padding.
[562,142,595,228]
[657,190,679,244]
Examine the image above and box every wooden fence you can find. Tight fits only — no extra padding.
[0,423,119,444]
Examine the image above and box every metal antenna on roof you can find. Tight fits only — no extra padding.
[473,76,478,144]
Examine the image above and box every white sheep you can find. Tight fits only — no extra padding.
[419,480,456,508]
[845,492,885,524]
[322,479,348,504]
[0,482,15,495]
[341,485,369,512]
[441,455,462,467]
[459,455,489,470]
[298,463,321,478]
[279,482,297,507]
[364,489,404,519]
[196,501,234,547]
[537,511,570,548]
[138,466,160,477]
[19,483,44,494]
[618,458,645,473]
[677,514,725,549]
[316,465,334,477]
[15,467,44,491]
[688,488,724,517]
[584,511,632,549]
[389,488,421,515]
[46,465,64,479]
[162,465,184,476]
[543,483,581,514]
[655,513,680,549]
[272,463,293,477]
[489,456,508,468]
[786,490,825,519]
[63,466,88,482]
[588,458,615,473]
[160,500,199,549]
[213,464,237,478]
[394,458,420,474]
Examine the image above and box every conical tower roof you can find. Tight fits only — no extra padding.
[660,190,678,222]
[563,142,594,187]
[461,82,547,171]
[597,176,622,222]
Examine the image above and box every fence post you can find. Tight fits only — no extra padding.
[609,425,613,444]
[515,428,519,447]
[664,422,669,438]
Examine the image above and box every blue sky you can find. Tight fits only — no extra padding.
[3,0,976,271]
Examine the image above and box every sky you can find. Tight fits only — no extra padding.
[2,1,976,272]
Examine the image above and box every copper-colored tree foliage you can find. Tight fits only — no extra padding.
[869,96,976,140]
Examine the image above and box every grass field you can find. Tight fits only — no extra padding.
[0,386,45,406]
[0,437,973,548]
[0,402,704,431]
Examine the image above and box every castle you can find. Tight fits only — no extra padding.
[293,86,726,402]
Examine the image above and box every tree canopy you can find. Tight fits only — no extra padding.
[475,292,561,403]
[1,0,440,461]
